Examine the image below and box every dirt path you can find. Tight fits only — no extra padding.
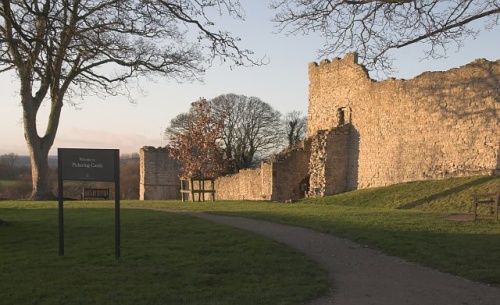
[142,208,500,305]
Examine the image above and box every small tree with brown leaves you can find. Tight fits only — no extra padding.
[167,99,229,180]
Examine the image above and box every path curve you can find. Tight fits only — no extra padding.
[146,208,500,305]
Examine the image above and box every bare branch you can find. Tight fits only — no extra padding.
[271,0,500,73]
[0,0,262,199]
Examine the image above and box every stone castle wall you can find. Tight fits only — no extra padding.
[140,54,500,201]
[139,146,181,200]
[214,141,311,201]
[214,166,269,200]
[308,125,351,197]
[308,53,500,190]
[140,141,312,201]
[210,125,351,200]
[268,140,311,201]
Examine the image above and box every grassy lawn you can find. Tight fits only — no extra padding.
[123,175,500,286]
[2,175,500,304]
[0,204,327,305]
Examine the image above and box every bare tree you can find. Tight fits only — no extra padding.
[165,112,192,140]
[283,111,307,147]
[0,153,19,179]
[166,93,283,173]
[120,153,140,200]
[270,0,500,73]
[209,93,247,162]
[0,0,260,199]
[210,94,283,171]
[0,153,18,168]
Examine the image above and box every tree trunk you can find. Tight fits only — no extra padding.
[22,93,62,200]
[29,147,55,200]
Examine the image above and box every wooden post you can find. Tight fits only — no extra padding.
[181,179,185,202]
[201,179,205,202]
[190,178,194,202]
[180,177,216,202]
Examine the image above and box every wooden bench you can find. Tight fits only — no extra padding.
[81,188,110,200]
[472,184,500,221]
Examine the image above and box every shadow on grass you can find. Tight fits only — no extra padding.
[397,176,496,210]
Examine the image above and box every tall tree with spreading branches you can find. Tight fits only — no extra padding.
[211,93,284,171]
[167,94,284,173]
[270,0,500,73]
[0,0,259,200]
[167,99,229,179]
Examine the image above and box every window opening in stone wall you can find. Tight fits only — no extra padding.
[338,107,346,126]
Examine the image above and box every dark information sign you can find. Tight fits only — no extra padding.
[59,148,117,182]
[58,148,120,259]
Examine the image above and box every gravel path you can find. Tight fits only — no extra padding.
[140,208,500,305]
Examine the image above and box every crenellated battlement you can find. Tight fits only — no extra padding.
[309,52,360,68]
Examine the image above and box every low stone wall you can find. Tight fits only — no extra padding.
[214,167,267,200]
[214,141,311,201]
[140,146,277,201]
[269,141,311,201]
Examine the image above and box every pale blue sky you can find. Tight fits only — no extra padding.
[1,2,499,156]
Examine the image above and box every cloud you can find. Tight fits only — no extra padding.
[53,127,161,155]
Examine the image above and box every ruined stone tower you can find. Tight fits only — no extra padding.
[308,53,500,190]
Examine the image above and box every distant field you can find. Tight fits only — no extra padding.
[9,154,135,168]
[11,155,58,167]
[0,180,22,187]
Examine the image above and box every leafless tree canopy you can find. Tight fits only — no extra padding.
[270,0,500,73]
[210,94,285,171]
[0,0,260,199]
[0,0,259,98]
[167,93,284,172]
[165,112,192,139]
[283,110,307,147]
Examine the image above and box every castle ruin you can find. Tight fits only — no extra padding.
[140,53,500,201]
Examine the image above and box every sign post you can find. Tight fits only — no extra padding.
[58,148,120,259]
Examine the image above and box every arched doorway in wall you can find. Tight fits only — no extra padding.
[299,176,310,199]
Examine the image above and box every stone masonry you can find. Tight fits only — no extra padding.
[308,53,500,190]
[139,146,181,200]
[140,140,311,201]
[140,53,500,201]
[308,125,351,197]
